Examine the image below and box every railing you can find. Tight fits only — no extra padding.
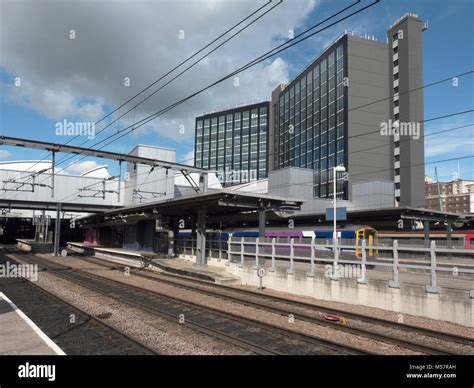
[224,237,474,296]
[175,236,474,295]
[176,238,228,261]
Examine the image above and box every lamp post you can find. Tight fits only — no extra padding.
[332,165,346,280]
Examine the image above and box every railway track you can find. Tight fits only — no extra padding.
[6,248,370,355]
[71,253,474,355]
[0,254,157,355]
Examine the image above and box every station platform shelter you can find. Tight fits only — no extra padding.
[74,190,304,266]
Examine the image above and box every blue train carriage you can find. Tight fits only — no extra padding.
[187,225,379,259]
[176,225,378,260]
[178,226,474,258]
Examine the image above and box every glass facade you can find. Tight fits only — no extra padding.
[195,102,269,186]
[275,40,346,199]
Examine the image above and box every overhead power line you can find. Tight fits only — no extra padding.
[51,0,378,171]
[16,0,280,179]
[52,112,474,206]
[68,0,285,149]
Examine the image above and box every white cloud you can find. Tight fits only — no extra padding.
[425,137,474,158]
[65,160,102,175]
[4,83,105,122]
[425,121,474,158]
[0,0,317,142]
[424,119,474,180]
[0,150,11,159]
[183,150,195,166]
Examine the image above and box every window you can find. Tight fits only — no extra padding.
[251,109,258,127]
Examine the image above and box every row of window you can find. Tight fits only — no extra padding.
[196,107,267,130]
[195,105,269,184]
[275,42,346,198]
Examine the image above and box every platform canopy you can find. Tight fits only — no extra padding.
[75,190,304,228]
[287,206,469,224]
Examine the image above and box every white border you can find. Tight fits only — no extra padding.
[0,292,66,355]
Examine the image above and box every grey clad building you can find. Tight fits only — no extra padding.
[269,13,426,207]
[194,101,269,186]
[387,14,426,208]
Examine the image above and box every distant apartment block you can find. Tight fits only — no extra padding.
[194,102,269,186]
[425,177,474,214]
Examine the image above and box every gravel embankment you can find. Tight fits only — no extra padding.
[37,255,426,355]
[5,253,253,355]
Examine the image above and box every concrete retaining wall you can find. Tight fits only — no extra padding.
[203,256,474,327]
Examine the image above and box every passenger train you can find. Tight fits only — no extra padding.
[179,225,379,258]
[177,225,474,258]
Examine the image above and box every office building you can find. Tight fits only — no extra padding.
[269,13,426,206]
[194,101,269,186]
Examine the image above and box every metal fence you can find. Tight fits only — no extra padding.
[176,236,474,295]
[177,238,228,260]
[226,237,474,295]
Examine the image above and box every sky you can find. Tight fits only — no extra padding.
[0,0,473,181]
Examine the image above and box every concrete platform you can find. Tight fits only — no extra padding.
[67,242,240,285]
[377,256,474,270]
[152,258,240,285]
[17,239,54,254]
[0,292,65,355]
[67,242,159,260]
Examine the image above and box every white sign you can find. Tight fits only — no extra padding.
[61,249,68,257]
[257,267,266,278]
